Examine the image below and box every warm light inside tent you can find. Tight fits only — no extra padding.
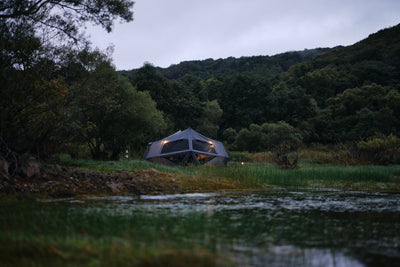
[162,140,169,144]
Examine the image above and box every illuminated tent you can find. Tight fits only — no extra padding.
[143,128,229,166]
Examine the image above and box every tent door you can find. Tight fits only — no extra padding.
[182,152,200,165]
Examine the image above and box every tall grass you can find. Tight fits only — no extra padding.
[1,194,399,266]
[59,154,181,173]
[0,201,227,266]
[58,155,400,190]
[195,163,400,189]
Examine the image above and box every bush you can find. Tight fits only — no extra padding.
[233,121,303,152]
[356,135,400,164]
[228,151,273,163]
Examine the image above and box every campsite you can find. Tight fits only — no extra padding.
[1,1,400,266]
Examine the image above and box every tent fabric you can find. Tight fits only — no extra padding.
[143,128,229,166]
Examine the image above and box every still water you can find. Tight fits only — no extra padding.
[60,189,400,266]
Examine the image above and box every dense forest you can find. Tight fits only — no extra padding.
[1,0,399,166]
[123,24,400,153]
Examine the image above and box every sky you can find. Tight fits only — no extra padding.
[87,0,400,70]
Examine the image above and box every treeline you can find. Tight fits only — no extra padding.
[124,24,400,154]
[122,48,329,80]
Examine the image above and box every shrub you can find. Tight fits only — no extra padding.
[273,142,300,169]
[356,135,400,164]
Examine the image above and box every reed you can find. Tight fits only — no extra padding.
[0,202,225,266]
[1,195,399,266]
[59,155,400,190]
[195,163,400,189]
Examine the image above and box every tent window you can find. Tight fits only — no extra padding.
[196,153,216,164]
[192,140,216,154]
[161,152,188,164]
[161,139,189,154]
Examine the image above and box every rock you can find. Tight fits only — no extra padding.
[19,153,40,178]
[54,164,63,172]
[117,171,131,180]
[106,182,125,193]
[0,158,9,179]
[148,168,159,173]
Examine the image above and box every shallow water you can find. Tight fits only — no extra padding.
[49,189,400,267]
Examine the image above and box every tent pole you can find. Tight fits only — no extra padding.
[182,152,191,165]
[192,152,201,165]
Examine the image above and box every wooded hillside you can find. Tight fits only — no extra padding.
[123,24,400,152]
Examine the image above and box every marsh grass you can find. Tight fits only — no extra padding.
[1,193,399,266]
[180,162,399,190]
[0,202,228,266]
[58,154,400,190]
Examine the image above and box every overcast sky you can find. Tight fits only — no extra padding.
[87,0,400,70]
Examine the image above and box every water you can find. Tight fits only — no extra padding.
[53,189,400,267]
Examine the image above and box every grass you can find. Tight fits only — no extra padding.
[1,192,399,266]
[58,155,400,191]
[220,163,400,189]
[0,202,228,266]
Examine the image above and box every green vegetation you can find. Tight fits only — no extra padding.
[119,24,400,160]
[60,156,400,191]
[0,203,225,266]
[1,190,399,266]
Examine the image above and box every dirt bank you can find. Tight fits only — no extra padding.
[0,164,239,199]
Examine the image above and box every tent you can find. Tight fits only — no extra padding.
[143,128,229,166]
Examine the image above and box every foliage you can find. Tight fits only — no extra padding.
[58,156,400,190]
[0,0,146,163]
[196,100,223,138]
[273,143,299,169]
[356,135,400,165]
[149,48,329,80]
[325,84,400,141]
[122,24,400,154]
[72,62,166,159]
[234,122,303,152]
[0,0,133,39]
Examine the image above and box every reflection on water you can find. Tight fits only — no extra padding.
[60,189,400,266]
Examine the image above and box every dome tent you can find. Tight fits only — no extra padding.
[143,128,229,166]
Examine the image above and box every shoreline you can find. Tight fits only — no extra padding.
[0,164,243,200]
[1,160,399,200]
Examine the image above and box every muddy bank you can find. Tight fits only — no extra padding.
[0,164,186,199]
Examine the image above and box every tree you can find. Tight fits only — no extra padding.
[218,72,271,130]
[133,64,174,112]
[0,0,134,162]
[197,100,223,138]
[222,128,237,146]
[325,83,399,141]
[70,58,165,160]
[235,126,263,152]
[0,0,133,38]
[260,121,303,150]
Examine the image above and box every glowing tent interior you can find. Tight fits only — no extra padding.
[143,128,229,166]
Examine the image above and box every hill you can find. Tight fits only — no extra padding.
[157,48,330,79]
[125,23,400,147]
[121,48,330,81]
[283,23,400,105]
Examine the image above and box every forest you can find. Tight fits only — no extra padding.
[1,0,399,166]
[122,23,400,163]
